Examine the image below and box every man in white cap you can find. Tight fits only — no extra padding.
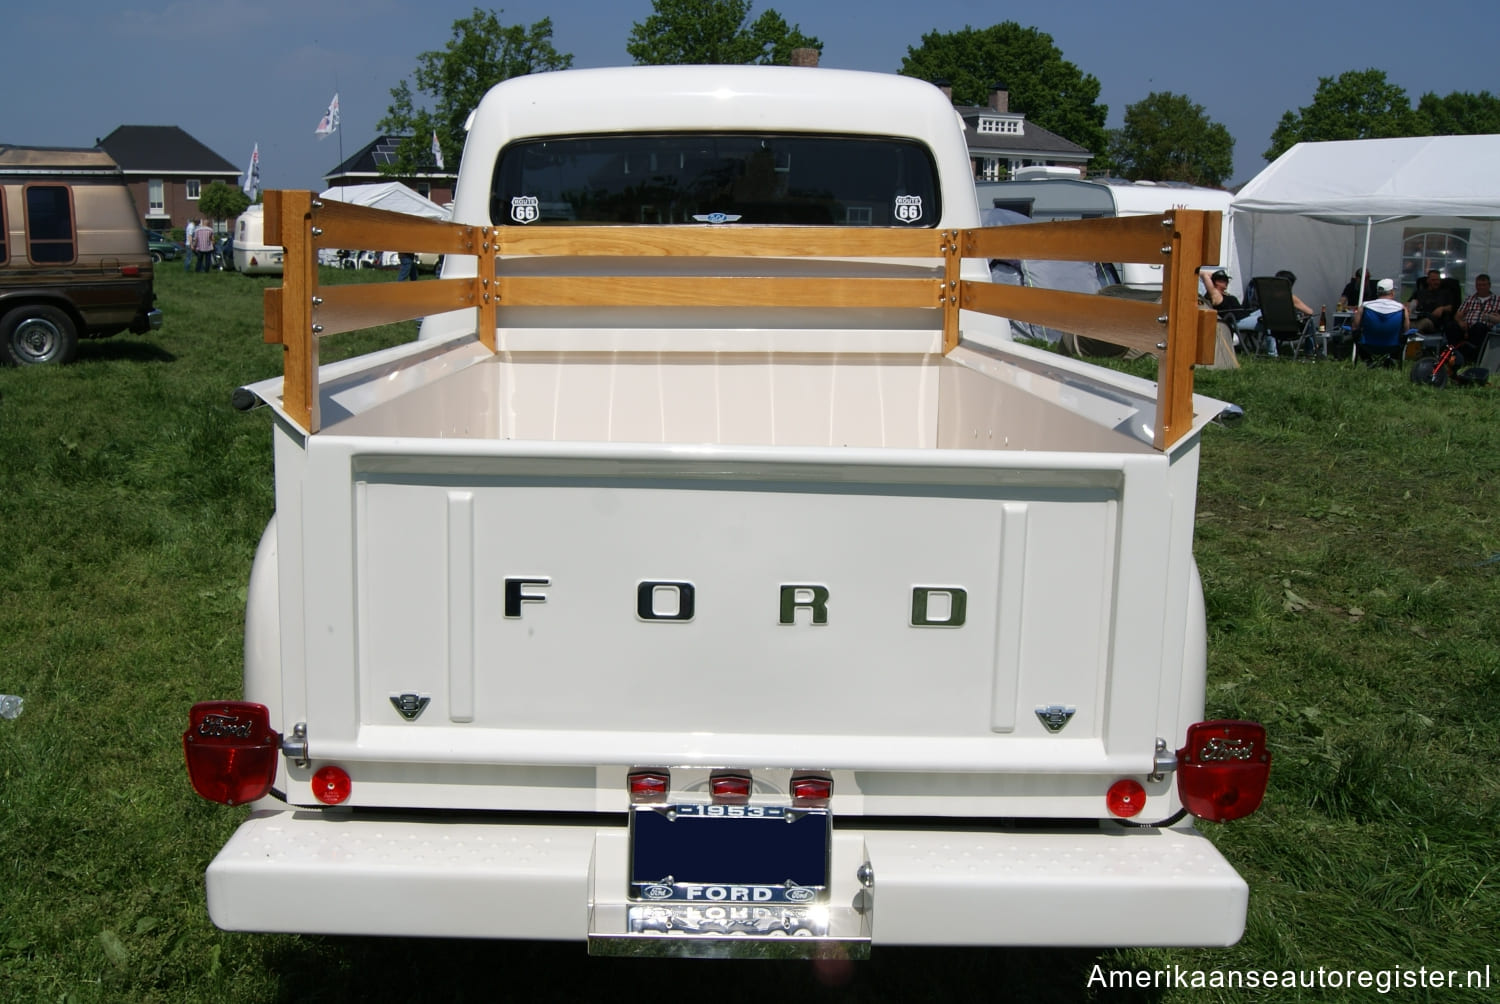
[1352,278,1409,362]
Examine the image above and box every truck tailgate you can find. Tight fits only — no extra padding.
[285,438,1187,778]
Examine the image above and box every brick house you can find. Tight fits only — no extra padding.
[97,125,240,231]
[324,135,455,207]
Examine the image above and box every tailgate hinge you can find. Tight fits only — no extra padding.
[282,722,309,767]
[1150,737,1178,782]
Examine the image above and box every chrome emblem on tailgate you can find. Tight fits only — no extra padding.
[1035,705,1076,733]
[390,693,431,722]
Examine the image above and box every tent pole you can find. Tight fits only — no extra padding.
[1358,217,1372,310]
[1351,216,1374,363]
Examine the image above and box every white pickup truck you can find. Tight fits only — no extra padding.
[184,65,1268,958]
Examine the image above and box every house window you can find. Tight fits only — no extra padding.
[186,179,201,200]
[25,184,76,264]
[976,117,1022,136]
[148,178,165,215]
[415,181,432,199]
[1401,227,1469,294]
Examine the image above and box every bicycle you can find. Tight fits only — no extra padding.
[1410,332,1490,388]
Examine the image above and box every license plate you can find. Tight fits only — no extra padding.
[629,804,830,905]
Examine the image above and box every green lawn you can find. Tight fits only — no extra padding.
[1,267,1496,1002]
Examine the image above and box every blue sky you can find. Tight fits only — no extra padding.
[11,0,1491,193]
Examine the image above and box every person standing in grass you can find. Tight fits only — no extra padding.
[193,219,214,273]
[183,218,197,272]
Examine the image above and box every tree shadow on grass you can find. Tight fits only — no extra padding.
[264,938,1167,1004]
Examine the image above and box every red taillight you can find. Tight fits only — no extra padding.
[790,773,833,807]
[249,255,259,266]
[120,264,141,277]
[182,701,281,806]
[312,765,352,805]
[709,772,752,805]
[628,769,670,803]
[1176,720,1270,822]
[1106,779,1146,818]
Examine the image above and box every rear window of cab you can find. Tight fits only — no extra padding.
[491,133,940,228]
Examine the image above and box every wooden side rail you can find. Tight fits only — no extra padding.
[261,188,1219,448]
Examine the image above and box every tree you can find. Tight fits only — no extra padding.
[197,181,251,228]
[899,24,1107,160]
[626,0,821,65]
[1264,69,1420,161]
[1416,90,1500,135]
[1107,92,1234,187]
[380,8,572,178]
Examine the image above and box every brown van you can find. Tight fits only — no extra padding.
[0,145,162,365]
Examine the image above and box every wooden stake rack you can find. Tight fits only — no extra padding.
[263,190,1220,449]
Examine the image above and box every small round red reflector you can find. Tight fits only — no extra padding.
[312,765,352,805]
[1106,779,1146,818]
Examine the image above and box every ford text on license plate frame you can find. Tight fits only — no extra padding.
[629,804,830,905]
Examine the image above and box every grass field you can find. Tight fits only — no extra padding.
[1,265,1497,1002]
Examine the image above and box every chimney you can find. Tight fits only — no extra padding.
[989,83,1009,114]
[934,78,953,103]
[790,47,819,67]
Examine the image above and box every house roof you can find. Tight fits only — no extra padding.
[97,126,238,176]
[0,145,122,176]
[325,134,450,184]
[955,107,1091,160]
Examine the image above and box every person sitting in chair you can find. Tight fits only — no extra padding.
[1451,273,1500,365]
[1352,278,1409,364]
[1244,269,1315,317]
[1199,268,1241,316]
[1408,269,1457,333]
[1342,268,1377,306]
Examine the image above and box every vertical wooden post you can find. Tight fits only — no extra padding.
[1155,211,1209,450]
[268,190,318,432]
[476,227,498,353]
[942,230,960,353]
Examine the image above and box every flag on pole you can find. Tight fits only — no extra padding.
[431,130,444,171]
[315,93,340,139]
[242,143,261,200]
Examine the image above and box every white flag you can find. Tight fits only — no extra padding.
[242,143,261,199]
[315,92,340,139]
[431,130,444,171]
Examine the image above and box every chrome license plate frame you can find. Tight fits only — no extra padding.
[628,804,830,906]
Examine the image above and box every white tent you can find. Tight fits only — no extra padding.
[317,181,447,219]
[316,182,448,267]
[1227,135,1500,310]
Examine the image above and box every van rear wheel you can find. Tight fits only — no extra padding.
[2,304,78,366]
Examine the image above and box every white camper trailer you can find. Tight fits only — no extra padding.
[232,205,284,276]
[976,174,1234,292]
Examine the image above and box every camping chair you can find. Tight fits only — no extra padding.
[1353,305,1408,367]
[1244,276,1315,358]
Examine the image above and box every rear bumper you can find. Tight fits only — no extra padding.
[206,807,1248,948]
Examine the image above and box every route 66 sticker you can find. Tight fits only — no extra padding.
[510,196,539,224]
[893,195,923,223]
